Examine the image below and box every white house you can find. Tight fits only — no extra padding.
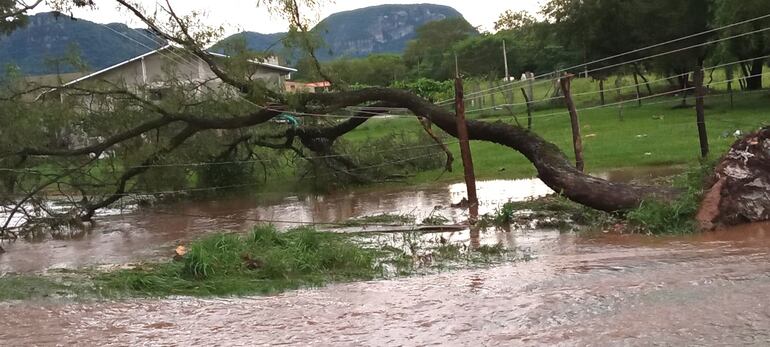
[51,45,296,97]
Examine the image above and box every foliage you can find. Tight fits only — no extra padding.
[627,163,714,234]
[315,54,408,86]
[97,225,379,296]
[341,213,416,227]
[0,226,519,300]
[713,0,770,89]
[494,10,536,31]
[391,78,453,102]
[403,17,478,80]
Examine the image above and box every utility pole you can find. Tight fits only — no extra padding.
[694,65,709,158]
[454,54,479,223]
[503,39,510,81]
[560,73,585,172]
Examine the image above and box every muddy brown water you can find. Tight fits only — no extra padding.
[0,223,769,346]
[0,166,681,274]
[4,165,769,345]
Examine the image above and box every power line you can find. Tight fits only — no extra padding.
[464,53,770,115]
[439,18,770,105]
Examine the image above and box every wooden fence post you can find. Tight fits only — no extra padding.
[521,87,533,130]
[633,73,642,106]
[694,65,709,158]
[726,65,734,109]
[560,74,585,172]
[455,57,479,223]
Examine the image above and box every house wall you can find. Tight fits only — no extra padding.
[72,49,287,92]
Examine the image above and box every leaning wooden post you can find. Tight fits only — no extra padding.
[560,73,585,172]
[694,65,709,158]
[521,87,533,130]
[633,72,642,107]
[454,55,479,223]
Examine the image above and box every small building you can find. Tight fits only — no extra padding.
[285,80,332,93]
[50,45,296,96]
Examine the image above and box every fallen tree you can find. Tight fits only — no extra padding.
[3,0,767,238]
[697,126,770,229]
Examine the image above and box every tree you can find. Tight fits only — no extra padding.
[494,10,536,31]
[0,0,42,34]
[403,17,478,80]
[714,0,770,90]
[0,0,683,238]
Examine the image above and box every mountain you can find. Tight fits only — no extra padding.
[216,4,465,60]
[3,4,464,76]
[0,12,164,76]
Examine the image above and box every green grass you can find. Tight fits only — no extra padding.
[483,194,614,232]
[343,84,768,185]
[95,226,379,297]
[339,213,416,227]
[626,162,715,234]
[0,225,515,301]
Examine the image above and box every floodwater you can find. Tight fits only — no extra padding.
[0,165,681,274]
[4,165,769,345]
[1,223,769,346]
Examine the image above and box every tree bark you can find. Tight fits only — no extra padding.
[311,88,681,213]
[745,58,764,90]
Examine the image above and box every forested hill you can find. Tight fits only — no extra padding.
[0,12,164,76]
[4,4,465,76]
[215,4,467,60]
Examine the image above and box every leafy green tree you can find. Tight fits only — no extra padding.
[714,0,770,90]
[494,10,536,31]
[403,17,478,80]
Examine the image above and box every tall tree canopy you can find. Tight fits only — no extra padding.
[403,17,478,80]
[714,0,770,89]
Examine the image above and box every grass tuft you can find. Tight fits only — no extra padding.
[96,225,379,297]
[626,163,714,234]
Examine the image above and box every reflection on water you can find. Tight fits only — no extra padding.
[2,166,770,345]
[0,178,553,273]
[1,223,769,346]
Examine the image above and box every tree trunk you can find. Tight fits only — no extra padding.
[745,58,764,90]
[633,63,653,95]
[314,88,681,213]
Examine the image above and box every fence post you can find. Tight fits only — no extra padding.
[526,72,535,104]
[694,65,709,158]
[489,80,496,111]
[559,73,585,172]
[521,87,533,130]
[633,72,642,106]
[454,56,479,223]
[726,65,734,109]
[599,78,606,106]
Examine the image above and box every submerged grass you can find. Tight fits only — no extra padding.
[339,213,416,227]
[0,225,517,301]
[484,195,615,232]
[96,226,378,297]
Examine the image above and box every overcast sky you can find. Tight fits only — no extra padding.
[33,0,544,36]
